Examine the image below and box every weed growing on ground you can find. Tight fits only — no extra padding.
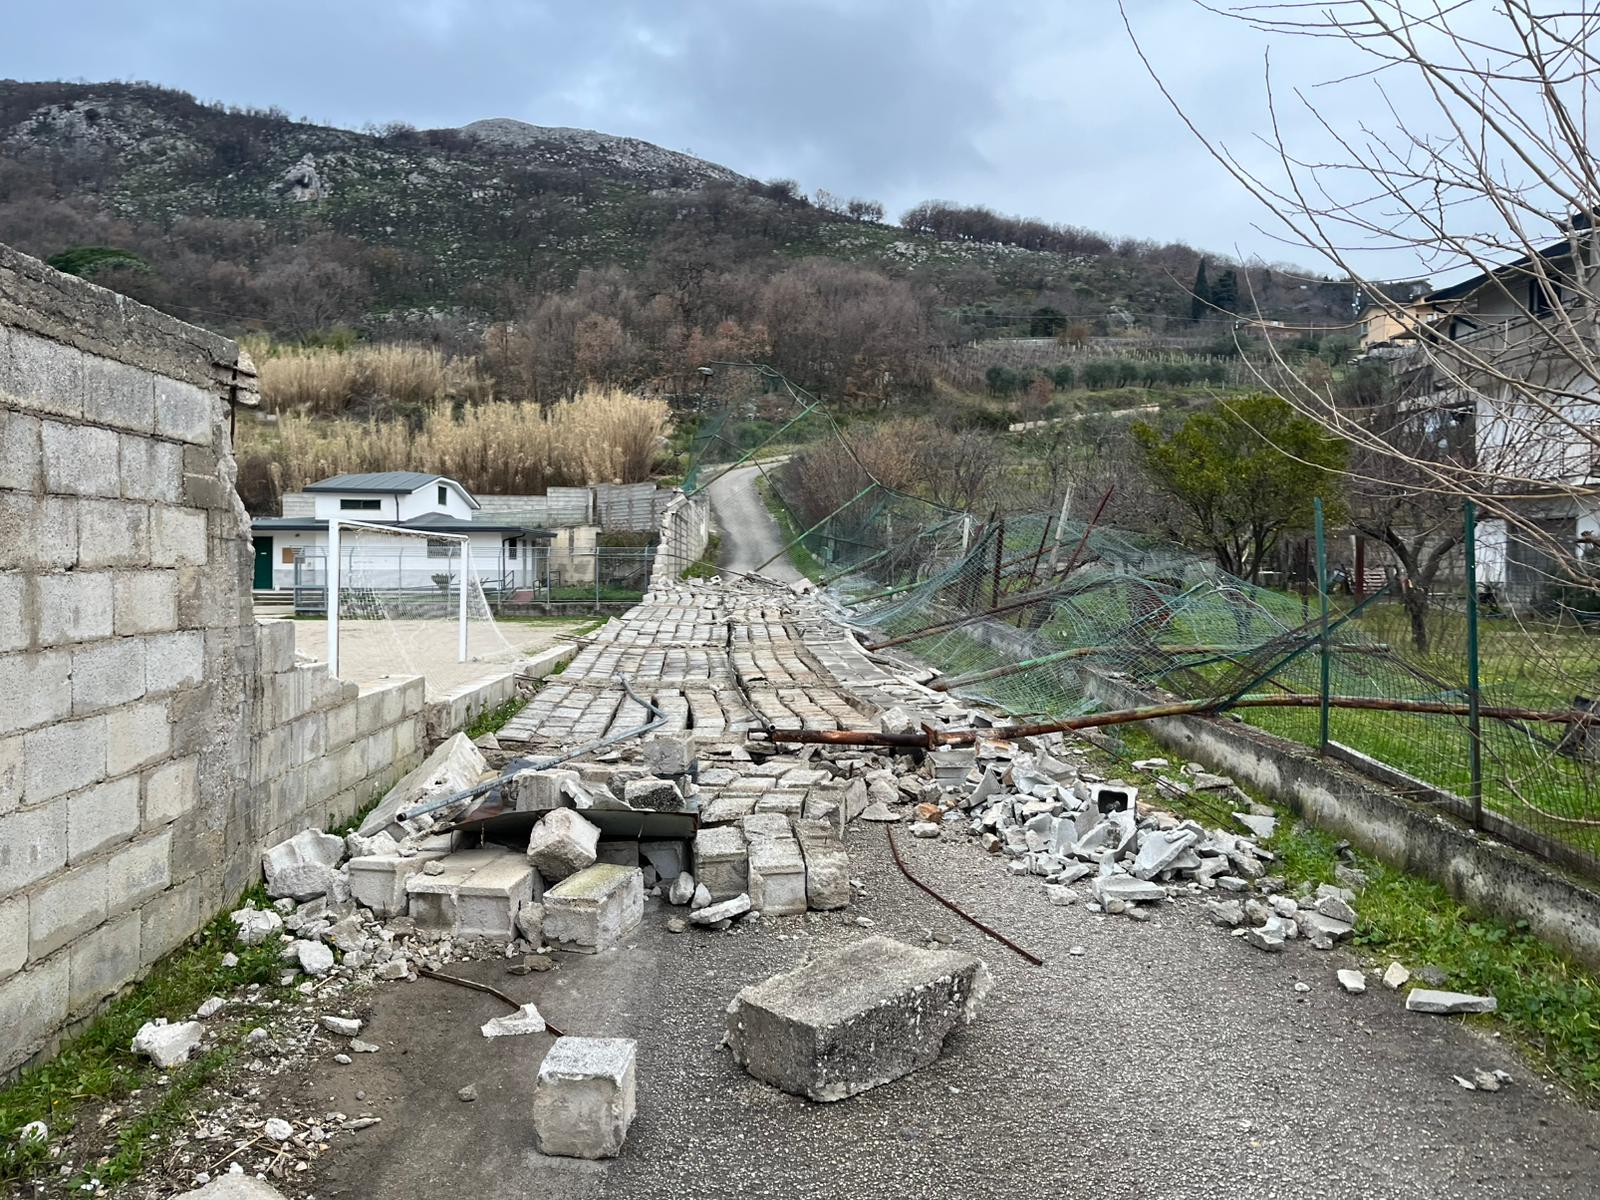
[465,696,527,740]
[0,893,285,1185]
[682,532,723,580]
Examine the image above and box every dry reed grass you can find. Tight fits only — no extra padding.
[254,343,492,415]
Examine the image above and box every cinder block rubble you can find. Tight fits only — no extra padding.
[693,824,749,902]
[405,848,536,938]
[543,864,644,954]
[533,1036,637,1159]
[527,808,601,881]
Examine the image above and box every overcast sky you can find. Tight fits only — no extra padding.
[5,0,1445,270]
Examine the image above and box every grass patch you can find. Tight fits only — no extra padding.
[465,696,526,740]
[755,477,826,581]
[0,895,287,1186]
[682,532,723,580]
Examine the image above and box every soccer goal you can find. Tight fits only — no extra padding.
[324,518,518,689]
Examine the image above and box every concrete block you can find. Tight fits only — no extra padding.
[0,494,78,571]
[793,819,851,910]
[527,808,601,881]
[641,733,694,777]
[0,733,19,815]
[0,408,41,492]
[623,776,686,811]
[533,1037,637,1159]
[0,893,25,980]
[0,649,72,736]
[23,715,107,803]
[357,732,485,841]
[119,434,182,503]
[76,498,150,569]
[81,354,155,433]
[8,329,83,418]
[154,377,216,445]
[69,910,141,1014]
[639,839,688,882]
[35,571,113,646]
[42,420,120,497]
[405,848,534,937]
[71,636,148,714]
[113,571,179,635]
[262,828,343,901]
[1405,988,1498,1014]
[595,839,640,868]
[747,834,807,916]
[30,860,108,958]
[693,824,749,902]
[726,936,989,1101]
[507,767,579,812]
[0,573,24,654]
[67,774,140,863]
[143,755,199,826]
[141,875,203,965]
[347,853,429,918]
[149,506,208,568]
[104,700,169,776]
[0,953,69,1076]
[542,864,643,954]
[143,630,204,694]
[105,831,171,909]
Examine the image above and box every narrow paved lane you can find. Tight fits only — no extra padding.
[704,462,807,585]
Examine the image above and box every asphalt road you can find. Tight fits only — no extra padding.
[302,824,1600,1200]
[704,462,807,585]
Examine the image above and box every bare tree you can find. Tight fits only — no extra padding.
[1126,2,1600,605]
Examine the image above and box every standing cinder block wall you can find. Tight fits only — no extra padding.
[650,489,710,584]
[0,243,425,1077]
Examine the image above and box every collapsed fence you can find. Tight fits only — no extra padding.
[682,365,1600,882]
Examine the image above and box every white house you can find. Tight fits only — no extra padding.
[250,472,552,598]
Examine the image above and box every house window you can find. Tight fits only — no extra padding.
[1530,278,1560,317]
[280,547,296,564]
[426,538,453,559]
[340,498,380,511]
[508,539,518,562]
[437,485,448,506]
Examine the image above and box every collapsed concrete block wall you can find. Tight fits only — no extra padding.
[650,489,710,584]
[0,243,424,1076]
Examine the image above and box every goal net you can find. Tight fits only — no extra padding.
[325,520,520,696]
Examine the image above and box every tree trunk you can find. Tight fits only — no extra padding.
[1401,579,1430,656]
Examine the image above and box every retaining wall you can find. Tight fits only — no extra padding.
[651,489,710,584]
[0,243,428,1076]
[1087,672,1600,971]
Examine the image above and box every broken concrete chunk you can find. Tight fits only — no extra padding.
[408,848,537,938]
[793,819,851,910]
[344,830,398,859]
[320,1015,362,1037]
[516,901,545,947]
[131,1019,203,1068]
[543,865,644,954]
[859,801,900,822]
[506,768,580,813]
[262,829,344,902]
[347,854,432,919]
[229,907,283,946]
[533,1037,637,1159]
[1206,899,1246,928]
[527,808,602,881]
[642,733,695,777]
[910,821,942,839]
[747,833,807,916]
[1232,812,1277,840]
[1405,989,1497,1015]
[1091,874,1166,905]
[481,1002,547,1038]
[668,872,696,907]
[693,824,750,902]
[1129,829,1198,880]
[1336,969,1367,994]
[1382,961,1411,990]
[725,935,989,1102]
[172,1176,288,1199]
[359,733,487,840]
[623,777,687,811]
[690,893,751,925]
[296,940,335,976]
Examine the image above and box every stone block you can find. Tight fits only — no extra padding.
[0,408,41,492]
[143,630,204,694]
[262,828,343,901]
[542,864,644,954]
[42,419,120,497]
[71,636,147,714]
[105,831,171,910]
[149,506,208,568]
[143,756,199,827]
[141,876,204,965]
[0,892,24,980]
[0,573,24,654]
[76,498,150,569]
[725,935,989,1102]
[81,354,155,433]
[747,834,807,916]
[35,571,114,647]
[0,649,72,736]
[67,774,140,863]
[640,733,694,777]
[0,733,20,816]
[154,377,216,445]
[0,494,78,571]
[793,819,850,910]
[507,767,579,812]
[8,329,83,418]
[533,1037,637,1159]
[405,848,535,937]
[346,854,428,918]
[113,571,179,635]
[30,860,107,958]
[527,808,601,881]
[69,910,141,1014]
[104,700,170,776]
[23,716,107,804]
[0,953,69,1076]
[693,824,749,902]
[119,433,182,503]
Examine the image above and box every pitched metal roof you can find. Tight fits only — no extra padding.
[250,515,552,538]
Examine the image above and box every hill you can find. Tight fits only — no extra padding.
[0,78,1355,351]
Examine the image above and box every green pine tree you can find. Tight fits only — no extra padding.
[1211,268,1240,313]
[1190,259,1211,322]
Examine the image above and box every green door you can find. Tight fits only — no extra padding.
[252,537,274,589]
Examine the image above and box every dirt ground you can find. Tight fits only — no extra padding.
[278,617,586,696]
[242,826,1600,1200]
